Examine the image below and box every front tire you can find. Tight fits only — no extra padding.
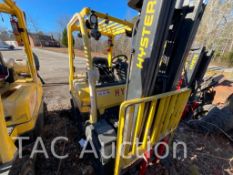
[70,99,84,136]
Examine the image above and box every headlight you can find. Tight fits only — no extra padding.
[89,14,98,26]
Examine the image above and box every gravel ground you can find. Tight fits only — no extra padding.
[2,48,86,111]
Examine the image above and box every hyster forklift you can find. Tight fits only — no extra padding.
[68,0,206,174]
[68,8,134,122]
[0,0,44,174]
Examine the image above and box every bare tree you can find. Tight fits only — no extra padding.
[195,0,233,49]
[57,15,70,32]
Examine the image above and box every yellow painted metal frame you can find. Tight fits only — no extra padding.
[114,88,191,175]
[0,0,43,166]
[0,0,38,82]
[0,97,16,164]
[68,8,133,85]
[68,8,133,123]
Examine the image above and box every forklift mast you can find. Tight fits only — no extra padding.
[126,0,206,100]
[123,0,206,145]
[126,0,176,100]
[185,47,215,92]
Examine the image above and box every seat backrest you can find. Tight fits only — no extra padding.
[93,57,108,67]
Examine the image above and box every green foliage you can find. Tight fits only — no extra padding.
[222,51,233,66]
[61,28,75,48]
[214,51,221,58]
[61,28,68,47]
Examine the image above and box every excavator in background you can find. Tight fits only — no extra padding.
[0,0,44,174]
[68,0,208,174]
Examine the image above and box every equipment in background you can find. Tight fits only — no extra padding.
[181,47,216,120]
[185,47,215,93]
[188,94,233,136]
[0,1,45,175]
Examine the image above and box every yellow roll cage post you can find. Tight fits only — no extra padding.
[0,97,16,164]
[68,8,133,123]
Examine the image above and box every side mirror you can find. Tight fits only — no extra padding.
[89,12,98,29]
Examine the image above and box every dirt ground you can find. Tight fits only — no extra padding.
[213,80,233,105]
[36,105,233,175]
[172,125,233,175]
[2,48,233,175]
[35,110,94,175]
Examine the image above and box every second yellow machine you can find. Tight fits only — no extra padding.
[0,0,44,174]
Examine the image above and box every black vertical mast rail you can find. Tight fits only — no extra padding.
[165,0,206,91]
[124,0,177,144]
[126,0,176,100]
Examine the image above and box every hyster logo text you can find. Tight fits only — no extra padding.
[137,0,157,69]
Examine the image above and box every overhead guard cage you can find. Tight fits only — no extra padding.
[67,8,133,123]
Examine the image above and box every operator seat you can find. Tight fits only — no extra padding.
[0,53,9,80]
[93,57,108,67]
[93,57,115,85]
[0,52,14,83]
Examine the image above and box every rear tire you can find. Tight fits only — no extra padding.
[9,45,15,50]
[33,102,45,140]
[70,99,84,136]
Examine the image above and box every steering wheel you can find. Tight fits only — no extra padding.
[112,55,128,82]
[112,55,128,67]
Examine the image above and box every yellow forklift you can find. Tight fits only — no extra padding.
[0,0,44,174]
[68,8,134,123]
[68,0,206,174]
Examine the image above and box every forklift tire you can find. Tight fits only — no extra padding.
[70,99,78,122]
[9,156,35,175]
[33,102,45,140]
[70,99,84,135]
